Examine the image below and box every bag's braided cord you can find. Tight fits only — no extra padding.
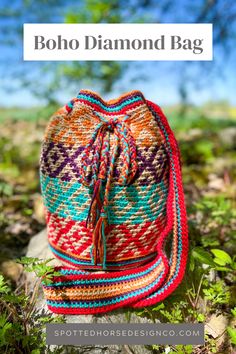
[78,112,138,269]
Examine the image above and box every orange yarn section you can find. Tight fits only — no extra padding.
[44,105,163,148]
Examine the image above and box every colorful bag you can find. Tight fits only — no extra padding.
[40,89,188,315]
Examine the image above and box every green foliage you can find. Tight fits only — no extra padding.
[210,249,234,267]
[195,196,235,227]
[0,258,65,353]
[0,313,13,347]
[191,246,236,272]
[65,0,122,24]
[231,307,236,317]
[203,281,231,306]
[0,275,10,294]
[17,257,61,285]
[227,307,236,347]
[227,327,236,346]
[191,195,236,252]
[192,247,215,267]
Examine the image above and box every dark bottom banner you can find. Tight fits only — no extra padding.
[46,323,205,345]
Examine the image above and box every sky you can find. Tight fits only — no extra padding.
[0,0,236,107]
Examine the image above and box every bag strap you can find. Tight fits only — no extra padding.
[132,101,189,307]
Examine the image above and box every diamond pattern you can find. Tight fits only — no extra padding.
[41,140,168,186]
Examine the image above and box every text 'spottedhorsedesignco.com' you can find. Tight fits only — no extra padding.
[40,89,188,314]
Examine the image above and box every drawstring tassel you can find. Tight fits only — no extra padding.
[87,179,108,269]
[86,179,102,227]
[91,212,108,269]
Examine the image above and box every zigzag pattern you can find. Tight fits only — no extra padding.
[40,142,84,181]
[40,173,168,224]
[40,141,168,185]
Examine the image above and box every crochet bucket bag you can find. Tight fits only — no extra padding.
[40,89,188,315]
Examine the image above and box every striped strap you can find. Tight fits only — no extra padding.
[132,100,189,307]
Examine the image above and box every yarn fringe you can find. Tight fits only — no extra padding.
[86,179,102,227]
[91,214,108,269]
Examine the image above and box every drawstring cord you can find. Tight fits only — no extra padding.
[79,112,137,269]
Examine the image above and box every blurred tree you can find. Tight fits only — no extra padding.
[0,0,236,104]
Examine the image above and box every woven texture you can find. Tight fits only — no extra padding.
[40,89,188,314]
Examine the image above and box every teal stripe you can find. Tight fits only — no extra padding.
[40,174,168,224]
[77,94,142,112]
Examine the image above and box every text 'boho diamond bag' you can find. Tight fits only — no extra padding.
[40,89,188,315]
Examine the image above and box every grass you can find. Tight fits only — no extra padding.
[0,105,57,123]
